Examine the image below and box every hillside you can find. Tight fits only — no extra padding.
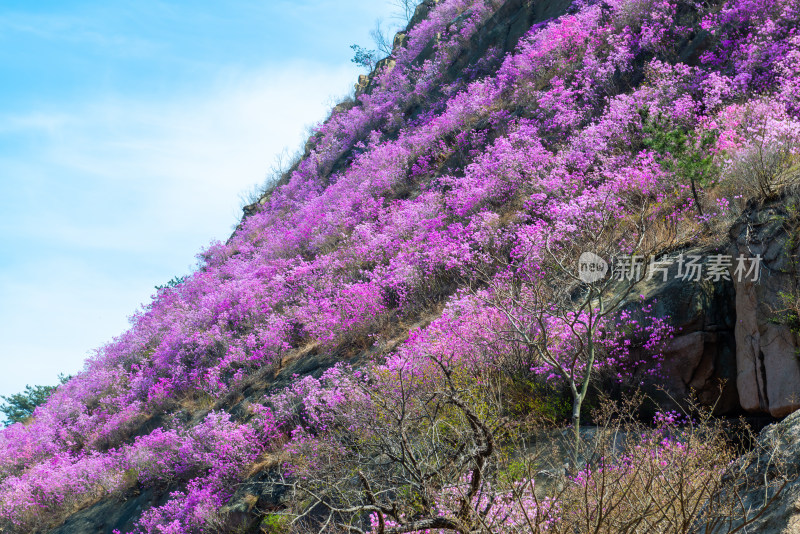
[3,0,800,532]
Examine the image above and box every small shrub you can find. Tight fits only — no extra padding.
[350,44,378,70]
[642,110,719,216]
[716,100,800,200]
[260,513,291,534]
[154,275,187,292]
[726,139,800,199]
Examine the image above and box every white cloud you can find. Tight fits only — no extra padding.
[0,59,361,397]
[4,60,360,244]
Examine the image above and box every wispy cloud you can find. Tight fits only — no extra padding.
[0,0,401,398]
[0,59,359,395]
[0,10,162,58]
[2,60,357,243]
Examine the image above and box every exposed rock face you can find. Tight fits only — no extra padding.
[409,0,441,28]
[730,200,800,417]
[355,73,370,94]
[393,31,407,49]
[627,246,739,413]
[48,488,168,534]
[618,196,800,418]
[713,409,800,533]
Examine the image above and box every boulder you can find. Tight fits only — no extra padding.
[393,31,407,49]
[624,246,739,413]
[730,200,800,417]
[709,409,800,533]
[354,74,370,94]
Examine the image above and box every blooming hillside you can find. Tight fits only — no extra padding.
[3,0,800,532]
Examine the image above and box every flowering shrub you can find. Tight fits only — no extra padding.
[1,0,799,530]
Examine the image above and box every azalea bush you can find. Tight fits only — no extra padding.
[1,0,799,530]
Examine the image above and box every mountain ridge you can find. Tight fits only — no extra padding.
[2,0,800,532]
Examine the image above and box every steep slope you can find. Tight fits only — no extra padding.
[2,0,800,532]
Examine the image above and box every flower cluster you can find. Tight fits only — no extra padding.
[1,0,799,530]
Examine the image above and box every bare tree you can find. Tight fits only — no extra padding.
[391,0,420,25]
[356,1,421,67]
[276,354,555,534]
[472,189,675,468]
[370,19,395,57]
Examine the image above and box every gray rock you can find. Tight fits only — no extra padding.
[48,488,169,534]
[623,246,739,413]
[730,199,800,417]
[706,409,800,533]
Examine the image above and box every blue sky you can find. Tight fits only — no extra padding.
[0,0,401,399]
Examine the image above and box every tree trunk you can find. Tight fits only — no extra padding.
[571,394,583,472]
[691,177,703,217]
